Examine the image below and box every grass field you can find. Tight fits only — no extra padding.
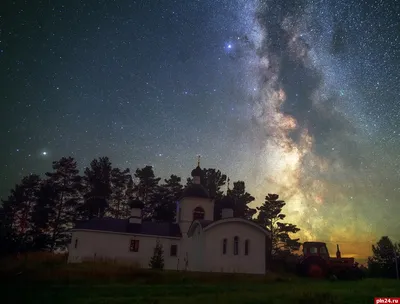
[1,253,399,304]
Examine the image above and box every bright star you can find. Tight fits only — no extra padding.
[42,151,47,156]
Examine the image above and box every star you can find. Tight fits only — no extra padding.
[0,0,399,262]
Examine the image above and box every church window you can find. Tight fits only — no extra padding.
[222,238,227,254]
[233,236,239,255]
[74,238,78,249]
[170,244,178,256]
[130,239,139,252]
[244,239,249,256]
[193,206,205,220]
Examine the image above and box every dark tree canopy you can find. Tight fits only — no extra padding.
[255,194,301,259]
[201,168,227,199]
[227,180,256,220]
[9,175,41,248]
[133,165,161,219]
[187,168,227,198]
[0,156,305,266]
[45,157,82,250]
[109,167,131,219]
[368,236,400,279]
[79,157,113,219]
[152,175,183,222]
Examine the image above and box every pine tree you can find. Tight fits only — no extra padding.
[0,201,19,256]
[227,181,256,220]
[109,167,130,219]
[255,194,301,259]
[3,175,42,252]
[45,157,83,250]
[125,175,134,198]
[123,175,135,218]
[368,236,400,278]
[79,157,113,219]
[149,240,165,270]
[152,175,183,222]
[133,166,161,219]
[30,182,56,251]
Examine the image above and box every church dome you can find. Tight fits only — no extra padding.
[220,195,235,209]
[129,199,144,209]
[191,165,203,177]
[182,183,209,199]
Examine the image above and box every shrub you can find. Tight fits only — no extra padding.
[149,240,164,270]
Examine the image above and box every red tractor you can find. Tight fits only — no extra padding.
[297,242,364,280]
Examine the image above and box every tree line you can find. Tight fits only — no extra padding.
[0,156,301,257]
[0,155,398,279]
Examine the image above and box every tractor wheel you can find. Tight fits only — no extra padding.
[298,256,328,279]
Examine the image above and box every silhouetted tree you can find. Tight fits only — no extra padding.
[125,175,135,198]
[227,180,256,220]
[109,168,130,219]
[79,157,113,219]
[201,168,227,199]
[153,175,183,222]
[255,194,301,261]
[134,165,161,219]
[0,201,19,256]
[149,240,164,270]
[368,236,400,279]
[30,181,57,251]
[123,175,135,218]
[2,175,42,252]
[44,157,82,250]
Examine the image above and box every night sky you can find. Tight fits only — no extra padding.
[1,0,399,259]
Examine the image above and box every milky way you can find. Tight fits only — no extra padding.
[227,0,400,258]
[1,0,399,259]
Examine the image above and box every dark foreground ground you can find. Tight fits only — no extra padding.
[1,254,399,304]
[3,278,400,304]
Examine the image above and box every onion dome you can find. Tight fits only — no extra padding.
[191,155,203,177]
[191,165,203,177]
[182,183,209,199]
[129,199,144,209]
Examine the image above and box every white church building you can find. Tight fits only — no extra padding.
[67,163,270,274]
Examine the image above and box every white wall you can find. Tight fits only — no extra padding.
[178,197,214,235]
[67,230,181,270]
[203,221,267,274]
[186,224,205,271]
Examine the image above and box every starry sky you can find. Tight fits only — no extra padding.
[1,0,399,260]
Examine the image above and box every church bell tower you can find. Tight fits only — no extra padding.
[176,156,214,235]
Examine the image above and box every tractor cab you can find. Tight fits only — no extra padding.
[302,242,330,260]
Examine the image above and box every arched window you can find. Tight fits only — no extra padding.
[193,206,205,220]
[222,238,227,255]
[244,239,249,256]
[233,236,239,255]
